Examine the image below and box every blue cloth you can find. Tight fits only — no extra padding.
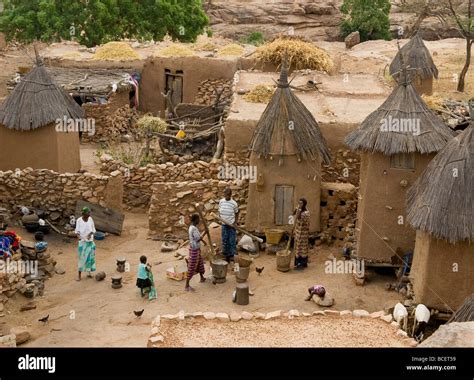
[221,224,236,258]
[137,263,148,280]
[77,241,96,272]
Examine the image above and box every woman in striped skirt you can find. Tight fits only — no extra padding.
[185,214,206,292]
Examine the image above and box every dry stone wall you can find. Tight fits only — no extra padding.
[0,167,123,218]
[100,155,221,208]
[196,79,233,105]
[148,179,248,237]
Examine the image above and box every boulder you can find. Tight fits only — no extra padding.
[345,31,360,49]
[315,294,334,307]
[420,322,474,348]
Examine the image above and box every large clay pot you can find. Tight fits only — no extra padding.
[236,266,250,283]
[276,250,291,272]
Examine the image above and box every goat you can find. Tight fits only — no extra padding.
[393,302,408,331]
[412,304,430,341]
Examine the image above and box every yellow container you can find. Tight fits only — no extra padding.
[265,229,284,245]
[175,130,186,139]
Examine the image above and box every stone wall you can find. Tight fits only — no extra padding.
[100,155,221,208]
[148,179,248,237]
[0,167,123,218]
[195,79,233,105]
[81,93,137,143]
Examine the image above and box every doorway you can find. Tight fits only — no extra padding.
[274,185,294,225]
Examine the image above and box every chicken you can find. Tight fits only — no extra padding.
[255,267,264,275]
[393,303,408,331]
[38,314,49,323]
[412,304,430,341]
[134,309,144,318]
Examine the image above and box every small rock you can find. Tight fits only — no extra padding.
[55,267,66,275]
[10,326,31,345]
[254,312,266,319]
[302,312,310,317]
[20,303,36,312]
[149,335,164,343]
[229,312,241,322]
[340,310,352,317]
[265,310,281,320]
[370,311,385,319]
[151,327,160,335]
[324,310,340,316]
[161,314,177,320]
[216,313,229,322]
[396,330,408,337]
[390,321,400,328]
[353,309,370,318]
[380,314,393,323]
[312,311,326,316]
[288,309,301,319]
[203,312,216,320]
[0,334,16,347]
[241,311,253,320]
[153,316,161,327]
[192,312,203,318]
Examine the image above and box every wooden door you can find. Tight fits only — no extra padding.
[275,185,294,225]
[165,73,183,108]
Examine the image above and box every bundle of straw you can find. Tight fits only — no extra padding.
[243,85,275,103]
[217,43,244,56]
[158,44,195,57]
[92,42,140,61]
[256,36,333,72]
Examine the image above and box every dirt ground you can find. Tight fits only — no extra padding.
[0,212,402,347]
[156,317,410,347]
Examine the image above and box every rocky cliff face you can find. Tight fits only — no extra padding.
[207,0,462,42]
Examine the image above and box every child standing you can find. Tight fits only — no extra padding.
[136,255,157,300]
[185,214,206,292]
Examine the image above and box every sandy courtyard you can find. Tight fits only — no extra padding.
[0,213,402,347]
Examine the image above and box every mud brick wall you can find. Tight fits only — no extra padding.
[319,182,357,246]
[322,149,360,186]
[100,155,222,208]
[0,168,123,217]
[148,179,248,238]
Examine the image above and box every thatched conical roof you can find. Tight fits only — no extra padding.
[248,60,331,164]
[407,126,473,243]
[0,60,85,131]
[345,76,454,155]
[390,32,439,81]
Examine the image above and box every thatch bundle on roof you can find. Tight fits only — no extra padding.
[345,78,454,155]
[0,61,85,131]
[448,294,474,323]
[407,126,473,243]
[256,36,333,73]
[248,60,331,164]
[390,33,438,81]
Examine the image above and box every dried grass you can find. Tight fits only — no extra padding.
[137,115,167,133]
[92,42,140,61]
[158,44,195,57]
[422,94,444,111]
[256,36,333,72]
[195,42,217,52]
[217,43,244,56]
[243,84,275,103]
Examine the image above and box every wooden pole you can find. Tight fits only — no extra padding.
[210,212,263,243]
[195,203,216,258]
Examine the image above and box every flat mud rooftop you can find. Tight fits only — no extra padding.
[150,314,413,347]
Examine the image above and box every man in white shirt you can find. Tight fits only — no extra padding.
[218,188,239,262]
[75,207,97,281]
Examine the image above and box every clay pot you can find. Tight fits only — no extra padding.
[211,259,228,284]
[236,266,250,283]
[237,255,253,268]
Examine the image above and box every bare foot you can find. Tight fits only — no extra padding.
[199,277,206,283]
[87,273,93,278]
[185,286,195,292]
[76,278,81,282]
